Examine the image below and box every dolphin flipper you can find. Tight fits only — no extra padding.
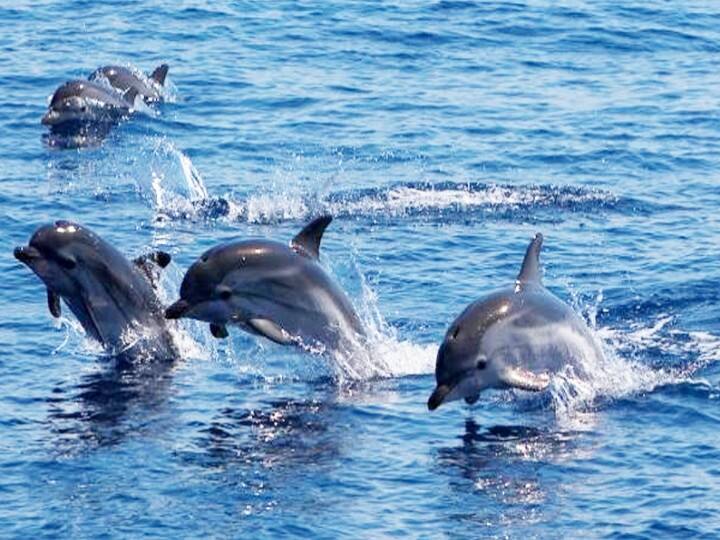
[123,86,139,107]
[210,323,228,339]
[134,251,171,268]
[47,289,61,318]
[150,64,169,86]
[291,215,332,259]
[247,318,293,345]
[516,233,543,285]
[498,366,550,392]
[134,251,172,289]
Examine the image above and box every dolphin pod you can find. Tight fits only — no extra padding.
[165,215,366,353]
[28,61,608,412]
[13,218,604,410]
[14,221,176,361]
[42,63,168,144]
[428,233,604,410]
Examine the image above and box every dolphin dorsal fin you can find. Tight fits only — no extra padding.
[516,233,544,285]
[150,64,169,86]
[291,215,333,259]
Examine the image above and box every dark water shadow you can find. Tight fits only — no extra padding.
[188,387,346,472]
[434,419,588,530]
[45,355,176,453]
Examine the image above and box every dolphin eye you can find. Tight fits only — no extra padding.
[476,357,487,370]
[218,288,232,301]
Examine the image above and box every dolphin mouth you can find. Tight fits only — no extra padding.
[427,383,453,411]
[41,110,59,126]
[165,299,190,319]
[14,245,42,264]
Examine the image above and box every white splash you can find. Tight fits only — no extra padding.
[147,139,210,219]
[321,259,436,383]
[144,178,620,224]
[240,192,310,223]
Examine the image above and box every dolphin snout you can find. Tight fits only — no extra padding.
[41,110,59,126]
[165,299,190,319]
[14,245,41,264]
[427,384,451,411]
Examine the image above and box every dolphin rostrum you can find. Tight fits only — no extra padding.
[165,215,365,353]
[89,64,169,103]
[428,233,603,410]
[14,221,176,360]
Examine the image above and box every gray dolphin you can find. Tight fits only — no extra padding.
[14,221,176,360]
[89,64,168,103]
[41,79,135,129]
[428,233,603,411]
[165,215,365,353]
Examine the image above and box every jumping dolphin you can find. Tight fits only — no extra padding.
[89,64,169,103]
[428,233,603,411]
[165,215,365,353]
[14,221,176,360]
[41,80,135,130]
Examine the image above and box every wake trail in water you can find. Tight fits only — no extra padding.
[132,146,663,224]
[150,178,653,225]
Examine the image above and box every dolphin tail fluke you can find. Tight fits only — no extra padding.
[516,233,543,285]
[150,64,169,86]
[291,215,333,259]
[47,289,61,318]
[498,366,550,392]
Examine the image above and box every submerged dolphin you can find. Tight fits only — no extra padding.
[89,64,169,103]
[14,221,176,360]
[165,215,365,352]
[41,80,135,130]
[428,233,603,411]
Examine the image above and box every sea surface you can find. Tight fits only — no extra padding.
[1,1,720,538]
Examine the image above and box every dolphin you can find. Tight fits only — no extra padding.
[427,233,603,411]
[14,221,176,360]
[89,64,169,103]
[165,215,365,353]
[41,79,135,131]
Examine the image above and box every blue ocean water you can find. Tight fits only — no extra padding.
[2,0,720,537]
